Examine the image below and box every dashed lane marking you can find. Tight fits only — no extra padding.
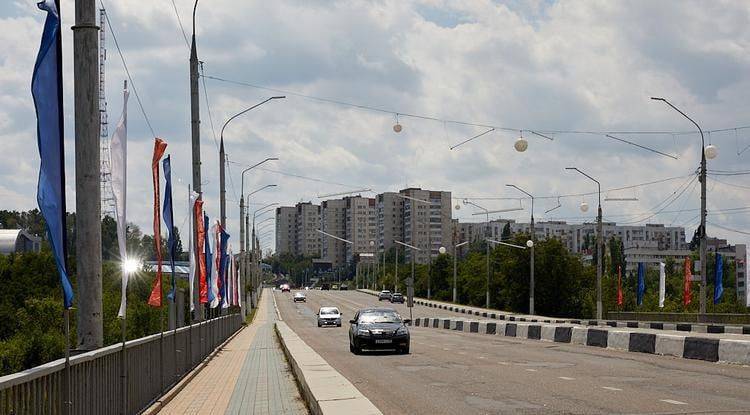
[602,387,622,391]
[660,399,688,405]
[558,377,575,380]
[525,369,537,372]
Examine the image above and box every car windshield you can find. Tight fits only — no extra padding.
[381,291,391,294]
[320,308,339,315]
[358,311,401,324]
[294,293,304,297]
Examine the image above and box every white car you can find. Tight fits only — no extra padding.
[317,306,342,327]
[293,292,306,303]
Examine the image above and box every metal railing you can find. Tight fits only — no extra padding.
[0,313,242,415]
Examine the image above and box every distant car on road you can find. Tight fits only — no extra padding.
[293,292,306,302]
[339,284,348,291]
[390,292,404,303]
[348,308,410,354]
[332,284,339,290]
[377,290,392,301]
[321,283,330,290]
[317,306,342,327]
[280,284,291,293]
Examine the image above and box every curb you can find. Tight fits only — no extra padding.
[359,289,750,336]
[275,321,382,415]
[411,316,750,366]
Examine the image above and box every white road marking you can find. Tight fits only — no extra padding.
[558,376,575,380]
[478,356,486,359]
[498,362,508,365]
[525,369,537,372]
[660,399,687,405]
[443,348,451,351]
[602,387,622,391]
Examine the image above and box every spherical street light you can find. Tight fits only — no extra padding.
[393,123,402,133]
[454,204,461,211]
[526,240,534,248]
[369,240,375,247]
[514,136,528,152]
[122,258,141,274]
[580,201,589,212]
[438,246,447,255]
[705,144,718,160]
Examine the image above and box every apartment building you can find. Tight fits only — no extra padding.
[295,202,321,257]
[376,192,403,253]
[321,199,347,268]
[401,188,453,264]
[345,196,377,263]
[275,206,296,255]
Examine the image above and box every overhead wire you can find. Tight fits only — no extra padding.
[615,173,698,225]
[201,73,750,137]
[167,0,190,49]
[99,0,157,138]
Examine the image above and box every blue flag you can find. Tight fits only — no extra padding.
[637,262,645,306]
[218,227,230,306]
[32,0,73,309]
[163,156,176,301]
[714,253,724,304]
[204,214,214,304]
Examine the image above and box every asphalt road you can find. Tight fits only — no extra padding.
[274,289,750,415]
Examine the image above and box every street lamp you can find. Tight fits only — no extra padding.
[463,200,492,308]
[395,240,420,321]
[219,97,284,228]
[651,97,713,315]
[506,184,535,315]
[566,167,603,320]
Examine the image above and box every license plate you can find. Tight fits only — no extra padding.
[375,339,392,344]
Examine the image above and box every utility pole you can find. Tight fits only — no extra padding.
[73,0,103,351]
[190,0,202,322]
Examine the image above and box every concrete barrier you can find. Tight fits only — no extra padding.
[655,334,684,358]
[275,321,382,415]
[606,330,629,351]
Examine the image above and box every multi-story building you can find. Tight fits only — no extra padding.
[376,192,403,254]
[400,188,452,264]
[345,196,377,263]
[294,202,321,257]
[321,199,347,268]
[274,207,296,255]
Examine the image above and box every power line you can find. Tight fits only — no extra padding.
[616,174,698,225]
[167,0,190,49]
[99,0,157,138]
[202,73,750,137]
[226,161,366,189]
[199,63,220,152]
[710,177,750,191]
[708,222,750,236]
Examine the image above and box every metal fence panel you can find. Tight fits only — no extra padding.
[0,314,242,415]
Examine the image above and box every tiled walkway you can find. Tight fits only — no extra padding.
[159,290,307,415]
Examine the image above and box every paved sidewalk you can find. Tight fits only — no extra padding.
[159,290,307,415]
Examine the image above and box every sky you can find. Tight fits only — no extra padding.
[1,0,749,254]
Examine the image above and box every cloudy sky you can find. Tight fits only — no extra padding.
[1,0,749,253]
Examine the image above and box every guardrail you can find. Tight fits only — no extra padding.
[0,313,242,415]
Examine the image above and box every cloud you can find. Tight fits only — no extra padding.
[1,0,748,252]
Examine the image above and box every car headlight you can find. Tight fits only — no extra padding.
[357,329,371,336]
[396,326,408,335]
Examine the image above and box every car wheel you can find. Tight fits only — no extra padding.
[400,346,410,354]
[336,323,341,327]
[317,322,321,327]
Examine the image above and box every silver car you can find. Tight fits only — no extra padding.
[317,306,342,327]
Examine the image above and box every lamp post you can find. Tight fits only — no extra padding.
[239,181,276,316]
[219,98,284,228]
[506,184,536,315]
[395,240,420,321]
[651,97,714,316]
[251,203,278,303]
[566,167,603,320]
[464,200,491,308]
[452,241,469,302]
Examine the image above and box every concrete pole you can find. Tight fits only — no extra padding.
[453,248,458,303]
[530,208,535,316]
[239,197,245,317]
[596,203,603,321]
[73,0,103,351]
[699,151,707,316]
[190,2,202,322]
[394,246,399,292]
[219,140,226,228]
[485,213,490,309]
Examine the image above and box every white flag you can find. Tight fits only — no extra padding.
[188,190,199,312]
[112,84,129,318]
[659,262,666,308]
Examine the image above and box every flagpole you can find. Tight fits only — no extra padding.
[120,310,127,415]
[54,0,72,411]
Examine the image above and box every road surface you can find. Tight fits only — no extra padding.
[275,289,750,415]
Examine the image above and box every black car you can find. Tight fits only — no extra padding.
[390,292,404,303]
[320,283,330,290]
[348,308,410,354]
[339,284,348,291]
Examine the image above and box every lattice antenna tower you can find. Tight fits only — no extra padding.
[99,8,115,219]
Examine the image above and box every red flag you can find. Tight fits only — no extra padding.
[684,257,692,306]
[148,138,168,307]
[194,198,208,304]
[617,265,623,306]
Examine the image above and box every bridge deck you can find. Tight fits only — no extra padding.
[159,290,307,415]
